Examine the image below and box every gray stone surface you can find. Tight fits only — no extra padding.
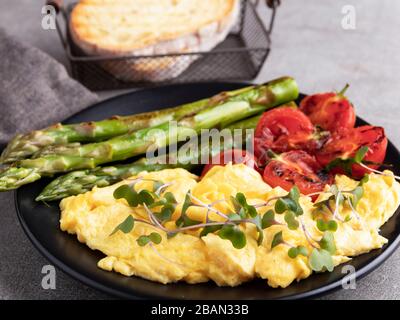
[0,0,399,299]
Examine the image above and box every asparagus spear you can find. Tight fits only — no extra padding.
[36,114,261,202]
[0,85,253,164]
[0,77,299,191]
[36,104,298,202]
[31,101,297,159]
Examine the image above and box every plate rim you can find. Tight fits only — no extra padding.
[13,81,400,300]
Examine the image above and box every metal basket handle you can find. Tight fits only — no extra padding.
[46,0,63,12]
[46,0,68,49]
[251,0,280,34]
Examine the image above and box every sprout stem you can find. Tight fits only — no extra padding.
[155,182,173,196]
[359,163,400,180]
[171,221,232,233]
[143,203,169,232]
[347,199,364,227]
[332,190,345,222]
[189,194,230,220]
[300,219,319,248]
[253,196,284,208]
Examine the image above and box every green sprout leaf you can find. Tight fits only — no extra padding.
[235,193,247,207]
[316,219,326,231]
[138,189,155,206]
[298,246,309,257]
[316,219,338,232]
[327,219,338,231]
[359,174,369,186]
[288,246,308,259]
[200,224,223,237]
[137,235,151,246]
[275,198,287,214]
[164,192,177,204]
[113,185,157,207]
[284,211,299,230]
[230,195,242,214]
[150,191,178,223]
[152,180,164,192]
[325,146,369,175]
[309,248,334,272]
[344,215,352,222]
[271,231,284,249]
[176,191,202,227]
[354,146,369,163]
[319,231,336,255]
[113,185,139,207]
[262,210,276,229]
[349,186,364,208]
[289,186,300,201]
[251,215,264,245]
[110,215,134,236]
[274,186,303,216]
[157,203,175,222]
[326,158,353,175]
[288,247,297,259]
[137,232,162,246]
[233,193,257,218]
[218,225,246,249]
[181,192,192,215]
[148,232,162,244]
[149,199,167,208]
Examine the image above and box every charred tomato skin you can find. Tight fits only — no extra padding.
[300,92,356,132]
[316,125,388,178]
[263,150,334,200]
[299,92,335,115]
[254,107,316,166]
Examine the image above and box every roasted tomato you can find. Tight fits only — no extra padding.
[299,86,356,132]
[263,150,333,199]
[316,125,388,178]
[201,149,257,177]
[254,107,316,166]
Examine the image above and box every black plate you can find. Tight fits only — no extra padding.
[15,82,400,299]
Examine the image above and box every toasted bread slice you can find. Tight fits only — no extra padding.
[70,0,239,82]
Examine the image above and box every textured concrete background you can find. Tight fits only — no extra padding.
[0,0,399,299]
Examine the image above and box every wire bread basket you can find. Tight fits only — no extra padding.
[49,0,280,91]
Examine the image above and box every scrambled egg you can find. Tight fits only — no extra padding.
[60,164,400,288]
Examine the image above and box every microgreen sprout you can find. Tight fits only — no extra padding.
[313,180,366,224]
[137,232,162,246]
[325,146,369,175]
[358,163,400,180]
[288,246,309,259]
[326,146,400,181]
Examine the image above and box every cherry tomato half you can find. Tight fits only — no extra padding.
[316,125,387,178]
[299,91,356,132]
[201,149,257,178]
[263,150,334,199]
[254,107,315,166]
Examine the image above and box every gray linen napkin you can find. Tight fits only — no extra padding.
[0,28,108,299]
[0,28,98,146]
